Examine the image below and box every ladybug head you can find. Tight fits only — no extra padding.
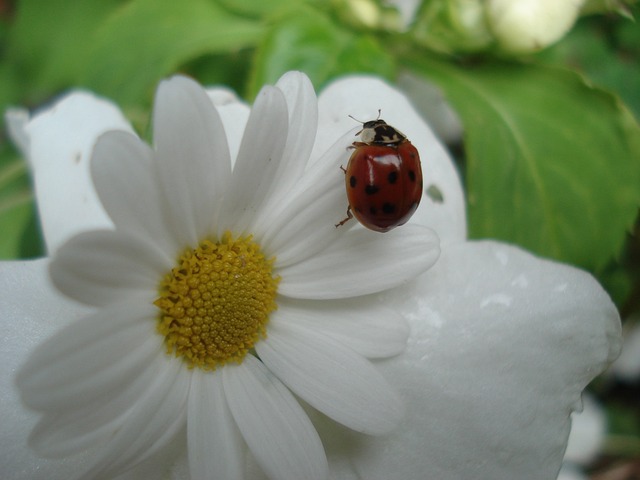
[358,119,388,144]
[348,110,407,145]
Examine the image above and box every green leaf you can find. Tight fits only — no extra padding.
[537,17,640,120]
[0,156,43,259]
[411,58,640,272]
[81,0,264,105]
[7,0,123,97]
[214,0,296,18]
[248,6,395,97]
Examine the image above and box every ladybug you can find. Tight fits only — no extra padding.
[336,116,423,232]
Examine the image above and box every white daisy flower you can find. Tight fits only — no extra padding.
[5,72,442,480]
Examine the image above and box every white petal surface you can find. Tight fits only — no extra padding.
[611,322,640,382]
[324,241,621,480]
[0,260,95,480]
[188,370,244,480]
[257,318,403,435]
[17,302,160,413]
[223,355,328,480]
[259,130,355,267]
[278,224,440,299]
[557,465,588,480]
[276,297,409,359]
[251,71,318,234]
[78,355,189,479]
[564,393,606,466]
[398,73,463,145]
[18,92,134,253]
[314,76,466,245]
[206,87,250,167]
[217,86,288,235]
[273,71,318,194]
[29,346,167,457]
[5,108,30,153]
[153,75,231,248]
[114,436,185,480]
[91,130,178,256]
[50,229,170,307]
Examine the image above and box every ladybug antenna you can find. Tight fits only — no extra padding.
[348,109,383,124]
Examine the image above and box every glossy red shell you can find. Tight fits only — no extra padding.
[345,141,423,232]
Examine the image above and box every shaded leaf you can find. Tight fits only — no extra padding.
[7,0,123,97]
[0,156,43,259]
[410,58,640,271]
[81,0,264,105]
[249,6,395,97]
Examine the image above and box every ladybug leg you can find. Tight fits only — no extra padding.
[347,141,367,151]
[339,165,347,173]
[335,205,353,228]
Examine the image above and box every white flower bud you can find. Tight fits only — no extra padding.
[487,0,586,53]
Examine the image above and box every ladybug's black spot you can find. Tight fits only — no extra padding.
[350,176,357,188]
[408,170,416,182]
[369,206,377,215]
[382,203,396,214]
[365,185,380,195]
[387,171,398,184]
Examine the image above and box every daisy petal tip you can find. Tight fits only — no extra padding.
[155,75,209,111]
[91,130,143,169]
[160,74,199,90]
[276,70,312,90]
[5,107,30,154]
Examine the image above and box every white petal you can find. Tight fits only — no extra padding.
[91,130,178,256]
[5,108,30,154]
[17,302,160,413]
[326,241,621,480]
[564,393,606,466]
[50,229,170,307]
[206,87,250,167]
[278,224,439,299]
[0,259,96,480]
[29,347,165,457]
[20,91,134,253]
[223,355,328,480]
[78,355,189,479]
[385,0,421,28]
[257,319,403,435]
[611,321,640,382]
[557,465,588,480]
[276,297,409,358]
[251,72,318,234]
[153,75,231,248]
[397,73,463,145]
[315,76,466,245]
[258,130,355,267]
[217,85,288,235]
[188,369,244,480]
[113,435,184,480]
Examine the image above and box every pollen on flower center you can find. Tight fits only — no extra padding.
[154,232,279,370]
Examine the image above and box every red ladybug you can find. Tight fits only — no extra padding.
[336,117,423,233]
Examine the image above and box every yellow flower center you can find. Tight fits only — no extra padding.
[154,232,279,370]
